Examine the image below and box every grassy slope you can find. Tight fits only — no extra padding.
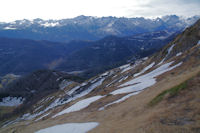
[149,81,187,106]
[1,56,199,133]
[0,21,200,132]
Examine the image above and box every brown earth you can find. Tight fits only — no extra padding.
[0,56,199,133]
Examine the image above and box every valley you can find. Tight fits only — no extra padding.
[0,18,199,133]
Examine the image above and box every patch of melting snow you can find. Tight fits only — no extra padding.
[34,105,44,112]
[154,36,169,40]
[22,111,45,120]
[158,58,165,66]
[143,57,148,60]
[111,61,182,95]
[119,64,130,70]
[134,62,155,77]
[22,98,61,120]
[67,85,81,95]
[105,78,119,87]
[53,95,104,118]
[3,117,20,128]
[99,91,141,111]
[66,81,91,96]
[118,76,128,83]
[59,80,74,90]
[197,40,200,45]
[2,119,19,128]
[90,78,98,83]
[176,52,182,56]
[39,96,54,104]
[112,75,117,79]
[56,77,62,81]
[101,71,109,76]
[35,122,99,133]
[29,78,105,120]
[3,27,17,30]
[67,77,105,101]
[167,44,175,56]
[2,114,29,128]
[158,44,175,66]
[121,60,143,74]
[121,65,133,73]
[40,22,60,27]
[35,112,51,121]
[0,97,24,106]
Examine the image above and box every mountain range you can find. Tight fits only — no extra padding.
[0,15,198,78]
[0,15,199,42]
[0,18,199,133]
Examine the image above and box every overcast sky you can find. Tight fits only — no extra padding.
[0,0,199,22]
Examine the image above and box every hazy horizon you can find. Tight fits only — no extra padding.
[0,14,199,23]
[0,0,199,22]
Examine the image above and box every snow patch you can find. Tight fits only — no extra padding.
[134,62,155,77]
[105,78,119,87]
[35,122,99,133]
[197,40,200,45]
[143,57,148,60]
[22,111,45,120]
[30,78,105,120]
[119,64,130,70]
[59,80,74,90]
[154,36,169,40]
[67,77,105,101]
[157,44,175,66]
[111,61,182,95]
[3,27,17,30]
[107,21,115,27]
[35,112,50,121]
[0,97,24,106]
[53,95,104,118]
[167,44,175,56]
[67,86,81,95]
[2,119,19,128]
[118,76,128,83]
[34,105,44,112]
[101,71,109,76]
[176,52,182,56]
[99,91,141,111]
[121,60,143,74]
[121,65,133,73]
[158,58,165,66]
[41,22,59,27]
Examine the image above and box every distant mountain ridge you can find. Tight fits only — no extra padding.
[0,15,199,42]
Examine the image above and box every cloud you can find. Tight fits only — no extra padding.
[126,0,200,18]
[0,0,199,22]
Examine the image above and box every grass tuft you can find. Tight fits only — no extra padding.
[149,81,187,106]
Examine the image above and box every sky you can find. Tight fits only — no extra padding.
[0,0,199,22]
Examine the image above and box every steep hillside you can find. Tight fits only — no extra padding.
[0,38,91,76]
[57,31,176,78]
[0,19,199,133]
[0,74,20,91]
[0,15,198,42]
[0,70,83,120]
[0,30,175,77]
